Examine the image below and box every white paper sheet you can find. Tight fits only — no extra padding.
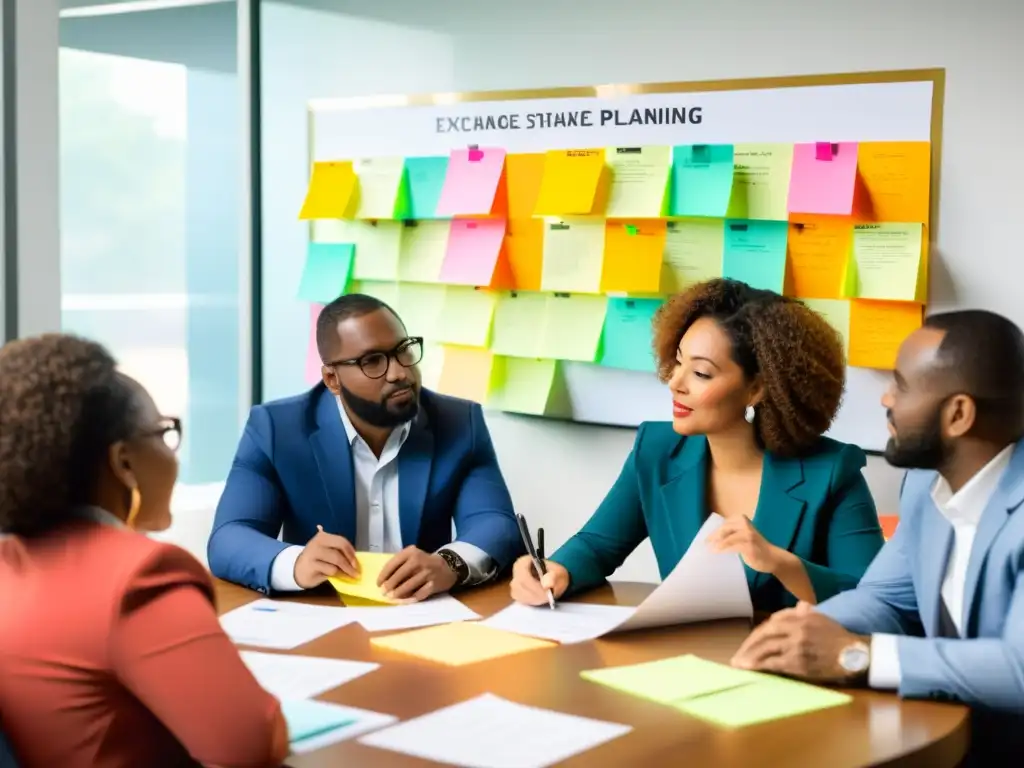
[345,594,481,633]
[358,693,631,768]
[480,602,635,643]
[239,651,379,700]
[289,702,398,755]
[219,599,356,650]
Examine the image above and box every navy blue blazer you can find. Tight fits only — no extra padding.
[207,384,522,592]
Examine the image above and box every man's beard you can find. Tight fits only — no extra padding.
[340,383,418,428]
[884,410,946,470]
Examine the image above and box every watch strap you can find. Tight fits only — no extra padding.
[437,548,470,586]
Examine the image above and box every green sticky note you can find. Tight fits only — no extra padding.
[352,280,401,308]
[722,219,788,293]
[726,143,794,221]
[332,221,403,282]
[662,218,725,293]
[281,699,356,743]
[396,283,447,340]
[850,223,924,301]
[405,156,450,219]
[675,676,852,728]
[487,357,558,415]
[801,298,851,360]
[491,291,550,358]
[297,242,354,303]
[538,294,608,362]
[581,655,762,705]
[669,144,735,218]
[598,297,662,372]
[435,287,499,348]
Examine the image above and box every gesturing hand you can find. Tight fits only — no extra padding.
[293,526,359,589]
[509,555,570,606]
[377,546,457,602]
[706,515,783,574]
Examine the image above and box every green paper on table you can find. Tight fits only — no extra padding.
[675,674,852,728]
[581,654,761,705]
[282,699,357,742]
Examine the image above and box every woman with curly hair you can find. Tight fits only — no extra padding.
[511,279,885,612]
[0,335,287,768]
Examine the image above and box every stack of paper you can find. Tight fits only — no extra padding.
[219,599,356,650]
[345,595,481,632]
[370,622,555,666]
[239,651,379,699]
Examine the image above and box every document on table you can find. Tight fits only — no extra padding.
[285,700,398,754]
[481,602,636,644]
[219,599,356,650]
[358,693,631,768]
[345,594,481,633]
[240,651,379,700]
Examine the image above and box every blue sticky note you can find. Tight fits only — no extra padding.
[669,144,735,218]
[598,298,662,372]
[297,242,355,303]
[723,220,788,293]
[405,156,450,219]
[282,699,357,743]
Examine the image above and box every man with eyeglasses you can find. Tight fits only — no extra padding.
[208,293,523,600]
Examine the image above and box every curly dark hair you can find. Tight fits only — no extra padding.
[652,279,846,456]
[0,334,146,536]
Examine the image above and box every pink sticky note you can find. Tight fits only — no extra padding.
[435,147,506,216]
[439,219,507,286]
[787,142,858,215]
[305,303,324,385]
[815,142,834,161]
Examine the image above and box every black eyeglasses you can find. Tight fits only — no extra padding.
[142,416,182,452]
[325,337,424,380]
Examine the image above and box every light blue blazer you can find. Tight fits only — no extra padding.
[818,440,1024,714]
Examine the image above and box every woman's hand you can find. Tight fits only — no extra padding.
[509,555,570,606]
[706,516,784,574]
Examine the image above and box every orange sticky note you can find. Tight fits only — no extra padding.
[848,300,922,370]
[856,142,931,224]
[370,622,555,666]
[505,219,545,291]
[299,161,357,219]
[439,219,511,288]
[304,303,323,385]
[534,149,606,215]
[787,217,853,299]
[506,153,545,221]
[435,147,507,217]
[436,345,495,402]
[601,220,666,293]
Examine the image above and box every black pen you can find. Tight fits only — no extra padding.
[516,514,555,609]
[537,528,545,561]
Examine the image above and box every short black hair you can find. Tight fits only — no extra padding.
[924,309,1024,438]
[0,334,149,536]
[315,293,401,362]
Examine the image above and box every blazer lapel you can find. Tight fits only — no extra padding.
[659,436,711,555]
[308,387,356,541]
[750,453,807,593]
[916,497,953,637]
[397,409,433,548]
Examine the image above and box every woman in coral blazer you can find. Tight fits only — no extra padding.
[0,335,287,768]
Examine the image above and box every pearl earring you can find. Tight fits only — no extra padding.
[744,405,756,424]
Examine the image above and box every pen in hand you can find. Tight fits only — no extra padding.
[516,514,556,610]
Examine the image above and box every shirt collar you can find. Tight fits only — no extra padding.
[335,396,411,449]
[931,443,1015,523]
[74,505,127,528]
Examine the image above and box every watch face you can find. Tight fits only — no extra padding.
[839,644,869,673]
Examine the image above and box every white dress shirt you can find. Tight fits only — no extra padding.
[869,444,1014,688]
[269,398,495,591]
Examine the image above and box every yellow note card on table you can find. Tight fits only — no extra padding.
[848,223,925,301]
[434,287,499,348]
[299,160,357,220]
[328,552,399,604]
[787,216,852,300]
[352,157,408,219]
[490,291,549,358]
[801,298,851,360]
[436,346,495,403]
[601,220,666,294]
[487,357,559,415]
[537,294,608,362]
[604,146,671,218]
[398,221,449,283]
[675,675,852,728]
[534,149,606,216]
[726,143,794,221]
[370,622,555,667]
[541,220,606,294]
[581,655,762,706]
[661,218,724,293]
[848,300,922,370]
[857,142,931,225]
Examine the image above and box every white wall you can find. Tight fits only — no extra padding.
[261,0,1024,582]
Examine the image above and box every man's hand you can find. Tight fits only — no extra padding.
[509,555,570,606]
[377,546,458,602]
[706,515,784,574]
[293,526,359,589]
[731,602,869,684]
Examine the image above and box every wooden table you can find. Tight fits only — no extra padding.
[215,579,969,767]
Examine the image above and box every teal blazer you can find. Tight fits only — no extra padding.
[551,423,885,613]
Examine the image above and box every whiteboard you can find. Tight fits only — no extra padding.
[309,75,938,452]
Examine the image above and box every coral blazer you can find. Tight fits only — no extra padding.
[0,513,287,768]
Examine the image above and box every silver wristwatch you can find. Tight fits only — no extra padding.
[838,641,871,675]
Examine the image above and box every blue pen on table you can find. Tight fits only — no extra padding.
[252,606,278,612]
[516,513,555,610]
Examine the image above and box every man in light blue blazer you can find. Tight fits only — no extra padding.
[732,310,1024,758]
[208,293,522,599]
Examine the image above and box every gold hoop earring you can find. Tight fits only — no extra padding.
[126,487,142,529]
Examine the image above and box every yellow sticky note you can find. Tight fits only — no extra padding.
[661,218,724,293]
[538,294,608,362]
[604,146,671,218]
[316,220,403,282]
[418,341,445,390]
[506,153,545,220]
[787,217,852,300]
[857,142,931,225]
[849,223,924,301]
[506,219,545,291]
[848,300,922,369]
[601,220,666,293]
[353,157,407,219]
[396,283,446,340]
[370,622,555,666]
[534,149,606,216]
[437,346,494,402]
[541,220,606,294]
[353,280,401,308]
[327,552,399,604]
[398,221,449,283]
[726,143,794,221]
[435,287,499,348]
[801,298,851,360]
[488,357,558,415]
[675,675,851,728]
[581,655,762,705]
[491,291,549,358]
[299,161,357,220]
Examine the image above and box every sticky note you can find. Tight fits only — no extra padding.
[801,298,851,359]
[435,287,499,348]
[787,217,853,299]
[534,149,606,216]
[722,220,788,292]
[355,280,402,310]
[370,622,555,666]
[541,220,606,294]
[538,294,608,362]
[857,142,931,224]
[505,219,545,291]
[848,300,922,369]
[487,357,559,415]
[318,221,403,282]
[439,219,509,287]
[675,675,852,728]
[328,552,400,604]
[669,144,735,218]
[581,655,762,705]
[787,142,858,215]
[662,219,725,293]
[398,221,449,283]
[304,303,323,385]
[298,161,356,219]
[282,699,356,742]
[598,298,661,372]
[297,243,355,303]
[405,156,449,219]
[601,221,666,293]
[604,146,671,218]
[849,223,924,301]
[396,283,446,339]
[727,144,794,221]
[437,345,495,402]
[506,153,545,219]
[352,157,408,219]
[491,291,549,358]
[435,147,507,216]
[417,342,444,390]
